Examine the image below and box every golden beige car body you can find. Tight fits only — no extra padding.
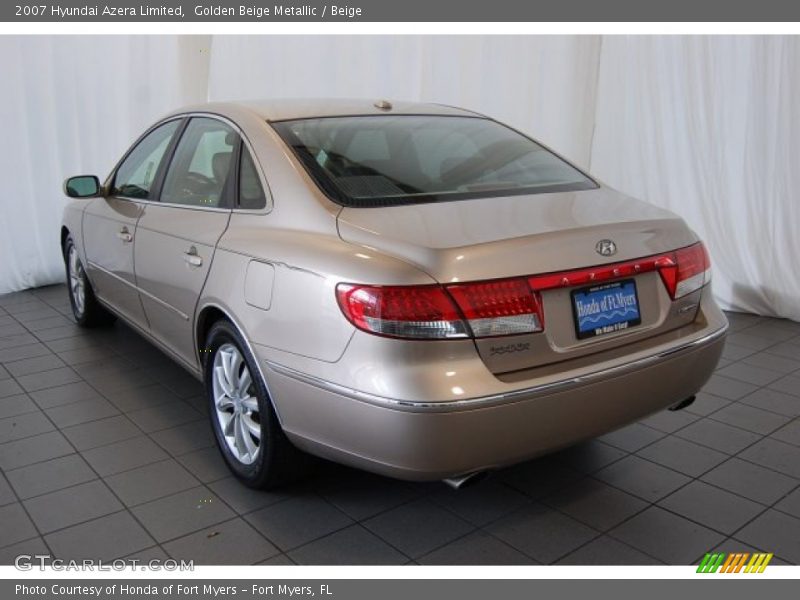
[61,99,727,488]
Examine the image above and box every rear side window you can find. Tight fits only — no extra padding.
[160,117,238,208]
[112,120,180,199]
[272,115,596,207]
[238,145,267,210]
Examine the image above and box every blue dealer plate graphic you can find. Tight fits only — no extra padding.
[572,280,642,339]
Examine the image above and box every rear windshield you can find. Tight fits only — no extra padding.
[272,115,596,207]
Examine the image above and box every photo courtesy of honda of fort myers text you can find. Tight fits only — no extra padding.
[14,584,338,597]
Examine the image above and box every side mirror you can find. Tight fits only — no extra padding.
[64,175,102,198]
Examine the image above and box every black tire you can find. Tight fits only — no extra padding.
[204,319,309,489]
[63,235,116,327]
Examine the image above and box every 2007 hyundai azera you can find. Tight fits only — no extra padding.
[61,99,728,488]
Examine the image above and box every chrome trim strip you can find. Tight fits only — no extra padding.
[137,285,191,322]
[86,260,190,321]
[116,196,232,213]
[93,296,201,379]
[265,324,729,413]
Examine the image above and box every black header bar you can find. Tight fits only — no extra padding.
[4,0,800,22]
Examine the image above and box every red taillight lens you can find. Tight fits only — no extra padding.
[675,242,712,298]
[528,259,659,290]
[336,284,469,339]
[446,278,543,337]
[524,242,710,300]
[656,242,711,299]
[337,243,710,340]
[336,279,543,340]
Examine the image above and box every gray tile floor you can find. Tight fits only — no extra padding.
[1,284,799,565]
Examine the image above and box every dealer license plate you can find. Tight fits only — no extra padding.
[572,279,642,339]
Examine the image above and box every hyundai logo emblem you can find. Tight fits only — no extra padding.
[595,239,617,257]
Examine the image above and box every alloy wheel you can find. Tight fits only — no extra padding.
[212,343,262,465]
[68,245,86,316]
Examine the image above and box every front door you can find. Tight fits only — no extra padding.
[83,119,181,330]
[134,117,236,366]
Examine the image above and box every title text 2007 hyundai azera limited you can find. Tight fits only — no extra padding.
[61,99,727,489]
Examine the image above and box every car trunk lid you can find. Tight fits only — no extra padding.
[336,186,704,374]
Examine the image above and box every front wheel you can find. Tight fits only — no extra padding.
[205,320,309,489]
[63,235,116,327]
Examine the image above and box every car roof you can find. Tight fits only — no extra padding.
[166,98,485,122]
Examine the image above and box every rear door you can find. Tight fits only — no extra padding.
[134,116,237,367]
[83,119,182,329]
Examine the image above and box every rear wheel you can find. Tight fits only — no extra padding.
[64,235,116,327]
[205,319,309,488]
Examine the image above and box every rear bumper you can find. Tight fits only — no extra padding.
[261,295,728,480]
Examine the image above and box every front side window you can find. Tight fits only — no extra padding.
[112,120,180,199]
[160,117,238,208]
[272,115,596,207]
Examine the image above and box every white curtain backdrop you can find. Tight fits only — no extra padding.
[590,36,800,322]
[206,36,601,167]
[0,35,797,322]
[0,35,210,293]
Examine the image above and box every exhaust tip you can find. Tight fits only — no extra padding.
[669,395,696,412]
[443,471,490,490]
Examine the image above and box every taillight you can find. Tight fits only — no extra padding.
[522,241,710,300]
[657,242,712,299]
[336,242,710,340]
[446,279,543,337]
[335,279,543,340]
[335,284,469,339]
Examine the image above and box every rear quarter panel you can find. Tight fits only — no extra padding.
[196,105,439,365]
[201,222,437,364]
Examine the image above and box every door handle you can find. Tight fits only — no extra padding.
[116,228,133,243]
[184,246,203,267]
